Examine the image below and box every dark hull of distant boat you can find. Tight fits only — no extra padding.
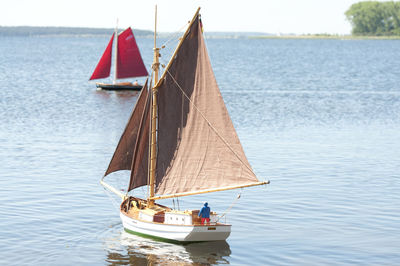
[96,82,143,91]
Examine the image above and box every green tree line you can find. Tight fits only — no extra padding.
[346,1,400,36]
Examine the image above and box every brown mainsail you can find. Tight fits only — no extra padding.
[153,15,260,197]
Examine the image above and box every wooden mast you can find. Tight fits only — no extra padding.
[148,7,200,207]
[148,5,160,207]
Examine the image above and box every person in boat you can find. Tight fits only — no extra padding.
[133,80,139,86]
[198,202,210,225]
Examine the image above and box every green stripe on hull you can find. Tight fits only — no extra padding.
[124,228,202,245]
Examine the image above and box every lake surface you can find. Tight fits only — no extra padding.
[1,34,400,265]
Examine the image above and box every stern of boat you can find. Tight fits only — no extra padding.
[119,197,231,242]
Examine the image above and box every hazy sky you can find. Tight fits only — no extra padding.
[1,0,365,34]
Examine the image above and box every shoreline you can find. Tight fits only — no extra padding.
[1,26,400,39]
[249,34,400,40]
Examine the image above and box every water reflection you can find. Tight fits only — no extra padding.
[185,241,231,265]
[95,89,140,102]
[94,89,112,99]
[114,90,140,100]
[105,230,231,265]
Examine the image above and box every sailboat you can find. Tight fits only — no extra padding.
[101,7,269,243]
[89,26,148,90]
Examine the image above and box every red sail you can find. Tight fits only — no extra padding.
[117,28,148,79]
[89,33,114,80]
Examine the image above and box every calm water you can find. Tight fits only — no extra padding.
[1,35,400,265]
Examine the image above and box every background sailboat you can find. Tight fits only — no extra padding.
[101,7,268,243]
[89,26,148,90]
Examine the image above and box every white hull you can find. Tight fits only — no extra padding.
[120,211,231,242]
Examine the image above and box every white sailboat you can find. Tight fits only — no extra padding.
[101,7,269,243]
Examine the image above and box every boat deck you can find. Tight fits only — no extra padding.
[121,196,224,226]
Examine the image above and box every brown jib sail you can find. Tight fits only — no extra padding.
[104,79,150,190]
[104,12,266,200]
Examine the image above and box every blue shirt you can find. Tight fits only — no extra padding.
[198,204,210,218]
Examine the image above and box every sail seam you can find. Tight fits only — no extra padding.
[165,69,256,176]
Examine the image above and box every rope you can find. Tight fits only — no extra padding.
[157,22,191,73]
[165,70,256,176]
[103,187,122,212]
[215,192,241,223]
[158,21,193,72]
[160,22,190,48]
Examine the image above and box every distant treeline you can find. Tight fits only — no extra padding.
[0,26,152,37]
[346,1,400,36]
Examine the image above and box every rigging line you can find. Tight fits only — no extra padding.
[160,22,191,48]
[157,22,193,73]
[103,187,121,211]
[165,69,257,176]
[215,192,241,223]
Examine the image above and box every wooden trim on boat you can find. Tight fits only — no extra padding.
[100,180,126,199]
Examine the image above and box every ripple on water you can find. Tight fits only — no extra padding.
[1,37,400,265]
